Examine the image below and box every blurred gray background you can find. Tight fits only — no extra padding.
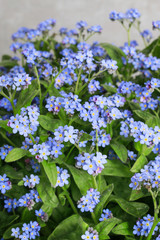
[0,0,160,57]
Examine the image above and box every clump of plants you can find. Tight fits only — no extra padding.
[0,8,160,240]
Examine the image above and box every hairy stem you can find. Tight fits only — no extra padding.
[0,131,17,147]
[34,66,42,112]
[92,175,98,189]
[62,187,78,214]
[91,212,98,224]
[146,190,159,240]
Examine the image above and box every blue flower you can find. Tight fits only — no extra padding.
[11,227,20,238]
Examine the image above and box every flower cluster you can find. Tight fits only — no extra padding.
[81,228,99,240]
[30,159,41,173]
[133,214,159,237]
[120,117,160,147]
[77,188,100,212]
[29,136,64,162]
[8,105,40,137]
[140,29,152,42]
[18,189,41,210]
[90,130,111,147]
[100,59,118,73]
[129,156,160,190]
[75,152,107,175]
[45,92,81,115]
[0,145,13,160]
[23,174,40,188]
[0,174,11,194]
[99,208,113,221]
[4,197,19,212]
[11,221,41,239]
[109,8,141,22]
[121,45,160,73]
[0,66,32,91]
[55,166,70,187]
[118,79,160,111]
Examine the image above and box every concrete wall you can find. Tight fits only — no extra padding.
[0,0,160,57]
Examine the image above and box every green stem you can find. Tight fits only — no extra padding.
[116,70,122,81]
[91,175,98,189]
[29,134,36,144]
[75,67,82,94]
[146,218,159,240]
[65,145,75,162]
[74,143,81,152]
[85,32,96,42]
[146,190,159,240]
[77,69,106,95]
[98,174,101,192]
[91,212,98,224]
[95,129,99,153]
[139,235,143,240]
[152,110,159,118]
[42,68,65,101]
[68,116,79,126]
[10,99,16,116]
[0,131,17,147]
[127,29,131,46]
[34,66,42,112]
[62,187,78,214]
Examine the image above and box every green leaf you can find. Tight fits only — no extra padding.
[112,222,133,236]
[38,115,64,132]
[16,80,39,112]
[129,188,149,201]
[107,177,131,200]
[100,43,126,69]
[130,155,148,173]
[95,218,121,239]
[95,184,114,218]
[37,176,59,207]
[0,212,19,230]
[5,185,27,199]
[2,54,12,61]
[102,84,117,93]
[18,180,24,186]
[0,120,12,133]
[49,87,63,97]
[109,196,149,217]
[0,60,17,67]
[0,165,24,179]
[58,108,68,125]
[128,101,141,111]
[101,159,132,177]
[66,165,93,194]
[5,148,29,163]
[42,161,57,187]
[125,237,136,240]
[146,115,160,128]
[142,38,159,55]
[48,214,88,240]
[133,110,153,121]
[110,140,128,163]
[3,223,23,239]
[134,142,154,156]
[41,203,55,217]
[79,132,92,142]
